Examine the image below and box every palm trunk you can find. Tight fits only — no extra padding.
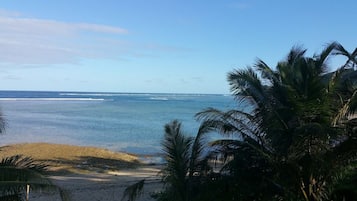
[26,184,30,201]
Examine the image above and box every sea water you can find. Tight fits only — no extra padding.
[0,91,234,155]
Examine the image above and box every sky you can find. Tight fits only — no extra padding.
[0,0,356,94]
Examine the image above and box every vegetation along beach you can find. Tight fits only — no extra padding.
[0,1,357,201]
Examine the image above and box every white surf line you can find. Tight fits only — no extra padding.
[0,98,106,101]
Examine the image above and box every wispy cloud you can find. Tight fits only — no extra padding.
[76,23,128,34]
[0,10,129,65]
[1,74,21,80]
[0,17,128,35]
[0,9,22,17]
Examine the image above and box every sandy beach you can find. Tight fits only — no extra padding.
[0,143,163,201]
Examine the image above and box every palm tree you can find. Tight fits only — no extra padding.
[122,42,357,201]
[196,42,357,200]
[160,120,193,201]
[122,120,212,201]
[161,120,214,201]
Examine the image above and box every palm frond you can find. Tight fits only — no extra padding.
[228,68,266,107]
[121,179,145,201]
[0,155,47,172]
[196,108,260,141]
[333,43,357,69]
[0,155,66,201]
[328,163,357,200]
[348,91,357,115]
[210,139,272,162]
[161,120,192,201]
[314,41,339,72]
[284,45,307,68]
[188,124,210,178]
[254,59,279,85]
[332,90,357,126]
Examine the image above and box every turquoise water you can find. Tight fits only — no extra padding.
[0,91,234,154]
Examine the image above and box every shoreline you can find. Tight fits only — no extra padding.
[0,142,163,174]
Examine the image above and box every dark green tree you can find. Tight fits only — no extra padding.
[196,42,357,201]
[122,42,357,201]
[158,120,212,201]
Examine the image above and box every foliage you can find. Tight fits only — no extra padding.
[122,42,357,201]
[0,155,62,201]
[159,120,209,201]
[124,120,212,201]
[121,179,145,201]
[195,42,357,201]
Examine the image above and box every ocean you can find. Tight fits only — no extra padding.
[0,91,234,155]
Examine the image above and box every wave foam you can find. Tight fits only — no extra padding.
[149,97,169,101]
[59,93,121,97]
[0,98,106,101]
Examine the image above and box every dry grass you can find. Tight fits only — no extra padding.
[0,143,140,175]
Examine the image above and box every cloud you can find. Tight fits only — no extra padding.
[0,17,128,35]
[0,9,22,17]
[192,76,203,82]
[76,23,128,34]
[1,74,21,80]
[0,9,189,68]
[0,10,129,66]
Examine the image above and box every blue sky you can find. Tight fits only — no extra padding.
[0,0,356,94]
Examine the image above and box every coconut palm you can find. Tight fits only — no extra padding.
[122,120,212,201]
[160,120,193,201]
[196,42,357,200]
[160,120,213,201]
[122,42,357,201]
